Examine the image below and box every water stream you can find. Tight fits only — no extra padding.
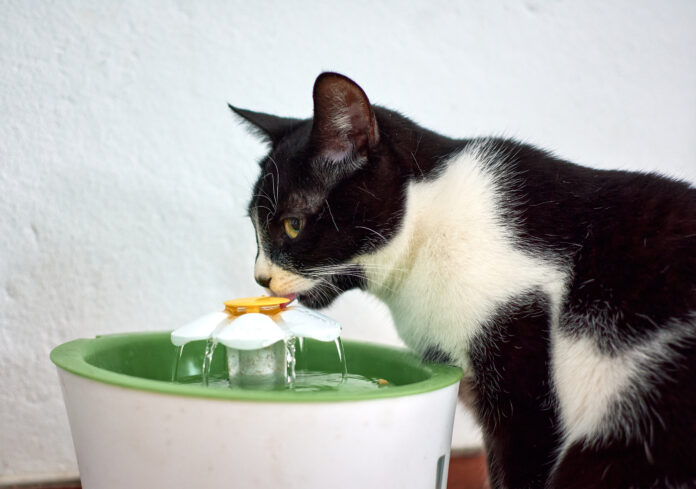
[173,336,385,392]
[334,338,347,382]
[285,336,297,387]
[201,338,218,386]
[171,345,184,382]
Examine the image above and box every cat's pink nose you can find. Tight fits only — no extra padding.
[255,275,271,288]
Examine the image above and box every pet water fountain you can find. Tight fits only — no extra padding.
[170,296,344,388]
[51,296,462,489]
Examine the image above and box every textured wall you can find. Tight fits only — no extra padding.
[1,0,695,482]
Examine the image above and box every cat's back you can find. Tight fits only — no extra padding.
[479,138,696,261]
[477,140,696,487]
[481,139,696,323]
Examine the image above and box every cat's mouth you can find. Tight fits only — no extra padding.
[269,265,367,309]
[296,288,339,309]
[268,286,335,309]
[277,283,344,309]
[272,290,332,309]
[295,273,366,309]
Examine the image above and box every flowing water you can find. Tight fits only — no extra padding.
[284,336,297,387]
[334,338,347,382]
[173,336,388,392]
[177,371,384,392]
[201,338,218,386]
[171,345,184,382]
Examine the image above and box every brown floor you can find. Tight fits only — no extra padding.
[447,452,489,489]
[10,453,489,489]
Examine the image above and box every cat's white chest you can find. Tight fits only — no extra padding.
[356,148,567,370]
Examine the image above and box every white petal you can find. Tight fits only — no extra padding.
[215,313,287,350]
[277,307,342,342]
[170,312,231,346]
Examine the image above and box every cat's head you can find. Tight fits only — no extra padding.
[231,73,438,308]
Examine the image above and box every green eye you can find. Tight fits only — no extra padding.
[283,217,303,239]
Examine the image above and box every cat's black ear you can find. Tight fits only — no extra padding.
[311,72,379,162]
[228,105,300,145]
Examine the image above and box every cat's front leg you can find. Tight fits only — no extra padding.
[472,381,559,489]
[467,298,561,489]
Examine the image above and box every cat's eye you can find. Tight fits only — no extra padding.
[283,217,303,239]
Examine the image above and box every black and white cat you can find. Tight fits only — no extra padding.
[230,73,696,489]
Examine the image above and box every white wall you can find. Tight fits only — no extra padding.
[1,0,695,483]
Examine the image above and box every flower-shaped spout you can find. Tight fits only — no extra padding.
[170,296,343,386]
[170,296,342,349]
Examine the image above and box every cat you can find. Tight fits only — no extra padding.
[230,72,696,489]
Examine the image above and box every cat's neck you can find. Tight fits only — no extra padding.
[355,145,568,368]
[373,107,463,180]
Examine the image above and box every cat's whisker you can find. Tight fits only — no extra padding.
[317,277,342,294]
[305,262,408,273]
[268,172,277,209]
[253,190,277,213]
[259,174,278,210]
[305,269,407,289]
[410,134,425,178]
[267,155,281,206]
[312,279,337,304]
[324,199,340,232]
[254,204,275,216]
[253,193,274,209]
[354,225,389,244]
[304,269,398,295]
[306,268,406,282]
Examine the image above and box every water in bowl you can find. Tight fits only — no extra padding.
[171,336,391,392]
[176,371,385,393]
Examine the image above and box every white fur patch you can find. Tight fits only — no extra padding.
[330,107,352,135]
[552,330,635,443]
[252,213,319,296]
[355,145,568,371]
[553,314,694,447]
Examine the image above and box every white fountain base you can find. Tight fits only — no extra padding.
[57,370,459,489]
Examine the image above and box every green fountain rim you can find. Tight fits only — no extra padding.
[50,331,463,402]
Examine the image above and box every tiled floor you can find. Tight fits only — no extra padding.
[10,453,489,489]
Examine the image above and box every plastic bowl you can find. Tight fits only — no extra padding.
[51,332,462,489]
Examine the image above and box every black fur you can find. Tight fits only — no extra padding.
[233,73,696,488]
[422,345,453,365]
[469,292,559,489]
